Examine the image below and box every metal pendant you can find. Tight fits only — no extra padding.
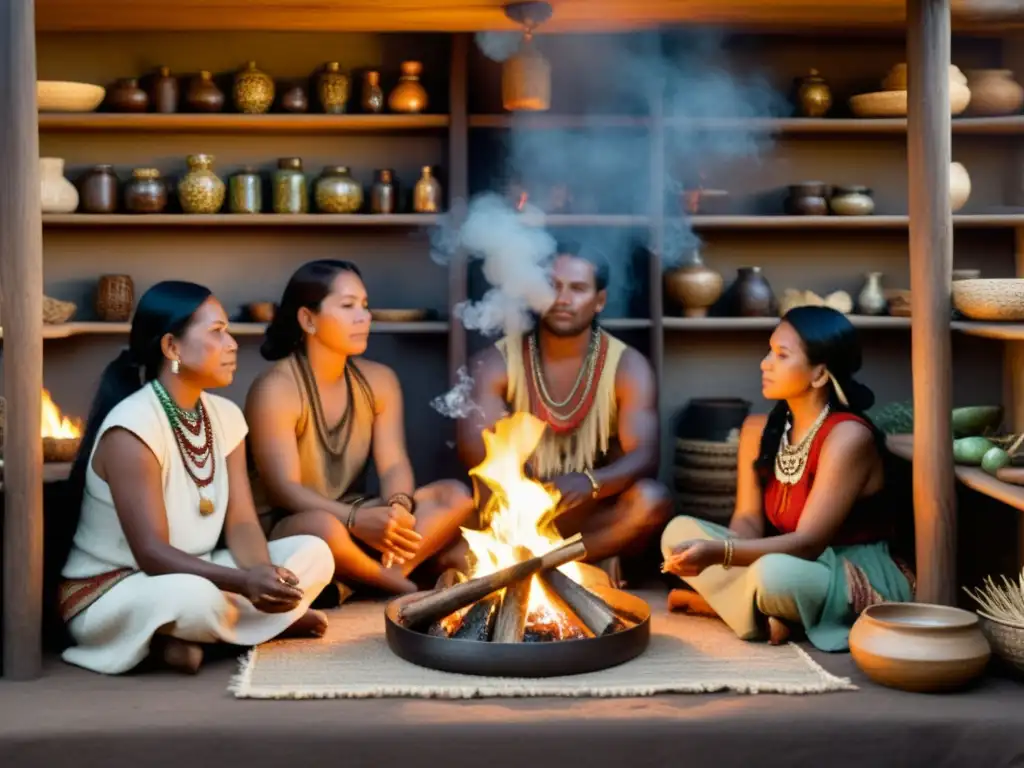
[199,497,215,516]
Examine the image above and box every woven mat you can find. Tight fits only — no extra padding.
[231,593,856,699]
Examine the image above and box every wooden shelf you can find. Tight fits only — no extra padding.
[38,113,450,133]
[470,114,650,129]
[602,318,652,330]
[887,434,1024,514]
[663,316,911,331]
[689,214,1024,230]
[41,214,441,227]
[3,321,449,340]
[952,321,1024,341]
[542,214,651,228]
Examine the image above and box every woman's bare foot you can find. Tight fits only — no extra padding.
[279,608,329,639]
[153,636,204,674]
[667,588,718,617]
[767,616,792,645]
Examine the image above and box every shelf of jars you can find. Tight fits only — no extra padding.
[2,320,451,341]
[38,113,450,133]
[662,316,911,331]
[42,213,442,227]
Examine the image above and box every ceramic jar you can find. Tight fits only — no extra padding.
[107,78,148,112]
[234,61,274,114]
[40,158,79,214]
[149,66,179,113]
[314,166,362,213]
[124,168,168,213]
[664,252,724,318]
[185,71,225,113]
[796,69,832,118]
[77,164,119,214]
[371,169,396,213]
[857,272,888,315]
[318,62,350,114]
[950,161,972,212]
[830,186,875,216]
[784,183,829,215]
[273,158,308,214]
[362,71,384,113]
[178,154,225,214]
[849,603,990,693]
[229,167,262,214]
[965,69,1024,116]
[732,266,777,317]
[279,82,308,113]
[412,166,442,213]
[388,61,428,113]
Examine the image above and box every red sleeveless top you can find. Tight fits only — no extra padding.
[763,412,892,546]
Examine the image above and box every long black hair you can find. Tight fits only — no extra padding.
[261,259,363,361]
[754,305,883,485]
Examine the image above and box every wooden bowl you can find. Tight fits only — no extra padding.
[43,436,81,463]
[247,302,276,323]
[849,603,991,692]
[37,81,105,112]
[849,83,970,117]
[952,278,1024,321]
[371,308,428,322]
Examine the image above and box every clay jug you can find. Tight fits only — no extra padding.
[664,251,723,318]
[732,267,777,317]
[234,61,274,114]
[388,61,428,113]
[857,272,888,316]
[950,161,971,212]
[178,154,225,214]
[40,158,79,213]
[965,69,1024,116]
[185,71,225,113]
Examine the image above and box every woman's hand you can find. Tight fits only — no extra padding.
[244,564,304,613]
[351,504,422,565]
[663,540,725,578]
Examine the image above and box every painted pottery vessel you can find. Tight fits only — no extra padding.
[178,154,225,214]
[273,157,308,214]
[412,166,442,213]
[664,251,724,318]
[124,168,168,213]
[318,62,350,114]
[77,164,119,213]
[388,61,428,113]
[185,71,225,113]
[40,157,79,214]
[234,61,274,114]
[314,166,363,213]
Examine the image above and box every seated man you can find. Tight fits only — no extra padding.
[457,245,672,584]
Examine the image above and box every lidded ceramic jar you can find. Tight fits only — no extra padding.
[796,69,832,118]
[388,61,428,113]
[829,186,875,216]
[40,157,79,214]
[273,157,308,214]
[124,168,168,213]
[234,61,274,114]
[318,62,350,114]
[178,154,225,214]
[314,166,363,213]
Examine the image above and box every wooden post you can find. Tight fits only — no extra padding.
[447,33,470,383]
[907,0,956,606]
[0,0,45,679]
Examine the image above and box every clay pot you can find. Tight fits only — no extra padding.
[124,168,168,213]
[314,166,363,213]
[234,61,274,114]
[830,186,874,216]
[106,78,148,112]
[732,266,777,317]
[784,182,829,215]
[178,154,225,214]
[950,161,971,212]
[40,157,79,213]
[849,603,990,693]
[279,82,308,113]
[388,61,428,113]
[185,71,225,113]
[273,158,308,214]
[857,272,888,315]
[965,69,1024,116]
[149,66,179,113]
[412,166,442,213]
[796,69,832,118]
[77,164,119,213]
[318,62,350,114]
[229,167,262,214]
[664,252,724,318]
[362,71,384,113]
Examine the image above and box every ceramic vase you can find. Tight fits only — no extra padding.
[797,69,832,117]
[273,157,308,214]
[124,168,168,213]
[40,158,79,213]
[149,66,179,113]
[178,154,225,214]
[950,161,971,212]
[857,272,888,315]
[314,166,363,213]
[965,69,1024,116]
[234,61,274,114]
[186,71,225,113]
[664,252,724,318]
[362,71,384,113]
[388,61,428,113]
[76,164,119,213]
[732,266,777,317]
[318,62,350,114]
[412,166,442,213]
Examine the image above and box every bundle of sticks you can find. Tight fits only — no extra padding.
[396,534,641,643]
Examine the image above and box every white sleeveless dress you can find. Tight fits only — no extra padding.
[61,385,333,675]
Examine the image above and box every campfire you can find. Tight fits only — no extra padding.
[41,388,82,462]
[385,413,650,676]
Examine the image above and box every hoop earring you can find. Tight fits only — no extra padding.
[171,359,180,375]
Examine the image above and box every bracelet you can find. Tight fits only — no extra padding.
[722,539,735,570]
[388,492,415,514]
[346,496,369,530]
[582,468,600,499]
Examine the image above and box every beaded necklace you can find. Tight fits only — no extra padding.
[774,404,831,486]
[152,380,216,516]
[524,327,607,433]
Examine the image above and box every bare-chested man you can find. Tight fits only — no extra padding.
[457,246,672,584]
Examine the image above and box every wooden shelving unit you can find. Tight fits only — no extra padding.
[38,113,450,133]
[42,213,441,227]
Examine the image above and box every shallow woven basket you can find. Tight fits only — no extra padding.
[674,438,739,470]
[43,296,77,325]
[952,279,1024,321]
[95,275,134,322]
[978,613,1024,675]
[43,436,80,463]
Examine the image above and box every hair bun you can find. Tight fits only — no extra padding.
[840,376,875,412]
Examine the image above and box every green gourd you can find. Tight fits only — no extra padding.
[981,446,1011,476]
[951,405,1004,438]
[953,436,997,466]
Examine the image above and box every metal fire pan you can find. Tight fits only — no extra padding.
[384,585,651,678]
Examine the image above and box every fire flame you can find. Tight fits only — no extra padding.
[460,411,581,630]
[41,388,82,438]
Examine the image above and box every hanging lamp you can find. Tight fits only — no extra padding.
[502,1,553,112]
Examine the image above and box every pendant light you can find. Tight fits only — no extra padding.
[502,1,553,112]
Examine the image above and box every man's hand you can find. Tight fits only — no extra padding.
[549,472,595,512]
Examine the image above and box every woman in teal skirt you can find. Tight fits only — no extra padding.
[662,306,914,651]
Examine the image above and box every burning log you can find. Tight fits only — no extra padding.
[539,567,627,637]
[493,547,533,643]
[426,569,467,637]
[398,534,586,629]
[452,594,500,641]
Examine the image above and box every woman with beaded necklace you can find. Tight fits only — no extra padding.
[660,306,913,651]
[246,260,474,598]
[58,281,334,675]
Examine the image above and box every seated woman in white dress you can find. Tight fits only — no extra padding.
[58,280,334,675]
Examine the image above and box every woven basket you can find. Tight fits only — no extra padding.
[95,274,134,322]
[674,465,738,494]
[674,438,739,470]
[978,613,1024,675]
[43,296,77,325]
[677,492,736,524]
[952,279,1024,321]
